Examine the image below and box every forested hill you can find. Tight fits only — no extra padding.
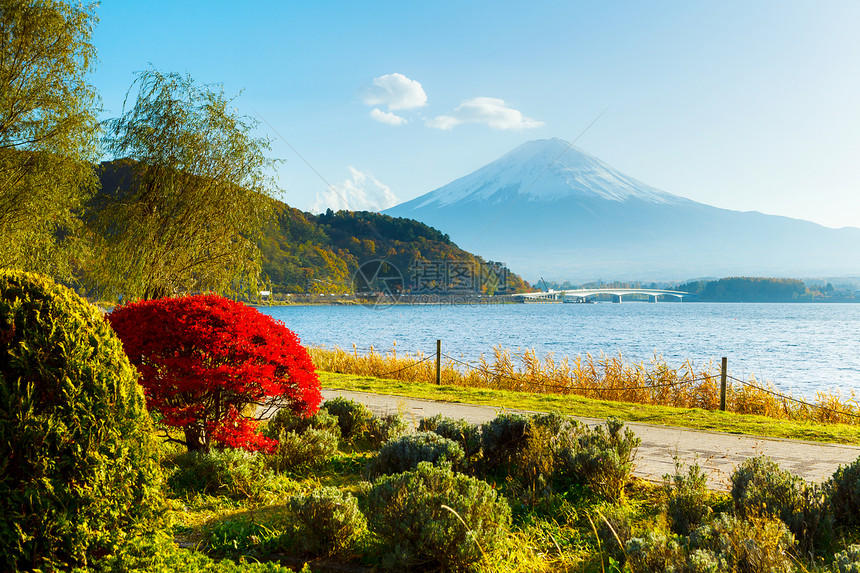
[94,160,528,297]
[675,277,856,302]
[260,204,530,295]
[543,277,857,302]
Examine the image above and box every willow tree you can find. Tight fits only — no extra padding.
[88,70,277,300]
[0,0,100,278]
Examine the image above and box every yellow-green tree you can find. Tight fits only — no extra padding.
[87,70,277,300]
[0,0,100,277]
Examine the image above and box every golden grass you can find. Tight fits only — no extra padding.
[309,344,860,426]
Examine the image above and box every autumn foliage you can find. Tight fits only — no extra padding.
[108,294,321,452]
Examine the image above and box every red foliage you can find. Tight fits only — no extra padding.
[108,294,321,452]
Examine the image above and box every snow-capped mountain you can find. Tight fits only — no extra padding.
[410,138,689,207]
[384,138,860,281]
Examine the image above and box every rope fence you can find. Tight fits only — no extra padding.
[727,374,860,422]
[377,354,437,378]
[444,353,717,394]
[311,341,860,425]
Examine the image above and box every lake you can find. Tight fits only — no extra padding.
[258,302,860,397]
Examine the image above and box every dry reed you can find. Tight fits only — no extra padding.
[308,344,860,426]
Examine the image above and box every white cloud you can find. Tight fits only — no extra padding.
[370,108,407,126]
[427,97,543,130]
[362,73,427,111]
[310,167,398,213]
[425,115,460,130]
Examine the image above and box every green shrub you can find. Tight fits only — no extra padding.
[73,531,298,572]
[595,505,635,565]
[267,428,339,472]
[625,531,691,573]
[561,417,641,501]
[827,456,860,528]
[167,449,270,499]
[0,270,163,570]
[731,454,830,553]
[513,422,560,502]
[262,408,340,441]
[323,396,373,441]
[531,411,580,436]
[367,431,465,477]
[731,455,803,521]
[367,461,512,571]
[627,514,795,573]
[708,513,795,573]
[832,545,860,573]
[683,549,723,573]
[477,411,582,501]
[365,412,410,449]
[420,414,482,459]
[418,414,444,432]
[480,412,530,471]
[287,487,367,557]
[664,459,712,536]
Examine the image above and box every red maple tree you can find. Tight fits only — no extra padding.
[108,294,321,452]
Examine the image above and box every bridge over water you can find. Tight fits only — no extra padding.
[515,288,697,303]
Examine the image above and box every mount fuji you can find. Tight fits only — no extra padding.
[383,138,860,281]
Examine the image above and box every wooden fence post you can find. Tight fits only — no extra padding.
[720,356,727,411]
[436,339,442,385]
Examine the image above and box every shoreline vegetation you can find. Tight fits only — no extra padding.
[246,276,860,304]
[309,345,860,430]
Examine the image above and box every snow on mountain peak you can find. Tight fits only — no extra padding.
[414,138,688,209]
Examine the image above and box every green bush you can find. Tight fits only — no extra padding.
[625,530,709,573]
[561,417,641,501]
[367,432,463,476]
[664,459,712,536]
[323,396,373,441]
[167,449,270,499]
[480,412,530,471]
[531,411,580,436]
[731,455,803,521]
[731,454,830,553]
[832,545,860,573]
[513,422,561,502]
[827,456,860,528]
[476,411,582,501]
[594,505,635,565]
[266,428,339,472]
[367,431,465,477]
[708,513,795,573]
[626,514,794,573]
[419,414,482,460]
[366,461,512,571]
[287,487,367,557]
[73,531,298,572]
[0,270,163,570]
[365,412,410,449]
[262,408,340,441]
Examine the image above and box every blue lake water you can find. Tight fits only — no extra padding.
[258,302,860,397]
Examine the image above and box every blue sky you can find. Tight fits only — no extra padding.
[91,1,860,229]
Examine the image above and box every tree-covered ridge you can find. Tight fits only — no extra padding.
[259,205,530,295]
[676,277,842,302]
[94,161,528,298]
[542,276,857,302]
[258,203,353,294]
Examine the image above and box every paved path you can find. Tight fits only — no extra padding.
[322,389,860,490]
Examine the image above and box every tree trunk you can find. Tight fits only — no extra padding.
[184,426,208,453]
